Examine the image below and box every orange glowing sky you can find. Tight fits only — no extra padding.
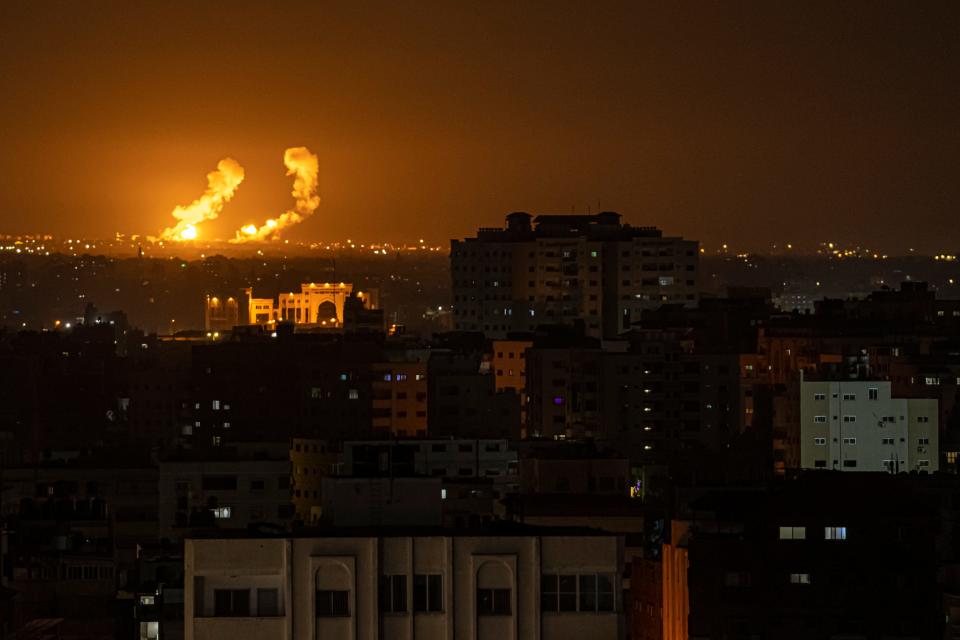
[1,1,959,251]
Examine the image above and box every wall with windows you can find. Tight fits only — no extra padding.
[185,532,623,640]
[800,380,939,473]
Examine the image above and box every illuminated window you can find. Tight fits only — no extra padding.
[824,526,847,540]
[789,573,811,585]
[212,400,220,410]
[348,389,359,400]
[778,526,806,540]
[211,506,231,519]
[947,451,958,464]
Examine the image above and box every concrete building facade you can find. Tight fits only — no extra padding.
[184,529,624,640]
[800,379,939,473]
[451,212,699,339]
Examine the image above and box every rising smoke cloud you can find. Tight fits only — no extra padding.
[231,146,320,242]
[157,158,245,242]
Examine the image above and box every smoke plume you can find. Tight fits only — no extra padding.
[158,158,245,241]
[232,146,319,242]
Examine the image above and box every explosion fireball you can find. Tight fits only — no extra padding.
[231,146,320,242]
[157,158,245,242]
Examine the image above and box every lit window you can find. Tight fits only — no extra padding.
[789,573,811,584]
[348,389,359,400]
[383,374,392,382]
[779,526,806,540]
[211,506,232,519]
[212,400,220,410]
[947,452,958,464]
[824,526,846,540]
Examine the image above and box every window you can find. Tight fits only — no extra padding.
[202,476,237,491]
[948,452,958,464]
[842,393,856,401]
[917,416,930,423]
[211,506,232,519]
[825,526,847,540]
[868,388,879,400]
[477,588,511,615]
[814,393,826,401]
[789,573,811,585]
[316,590,350,617]
[779,526,806,540]
[214,589,250,617]
[919,460,930,468]
[843,459,857,468]
[257,588,280,617]
[814,437,826,446]
[379,575,407,613]
[212,400,221,410]
[842,437,856,445]
[842,415,856,423]
[814,416,827,423]
[918,437,930,445]
[542,574,615,612]
[882,437,895,445]
[724,571,751,587]
[413,574,443,612]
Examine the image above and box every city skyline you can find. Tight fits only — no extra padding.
[2,2,959,251]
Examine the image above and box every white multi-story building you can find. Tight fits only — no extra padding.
[800,379,938,473]
[185,529,624,640]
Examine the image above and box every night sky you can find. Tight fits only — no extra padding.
[1,1,958,251]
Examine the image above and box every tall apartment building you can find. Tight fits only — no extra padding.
[451,212,699,339]
[371,361,429,437]
[800,379,939,472]
[185,527,624,640]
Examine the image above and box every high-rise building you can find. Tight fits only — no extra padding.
[800,379,939,473]
[451,212,699,338]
